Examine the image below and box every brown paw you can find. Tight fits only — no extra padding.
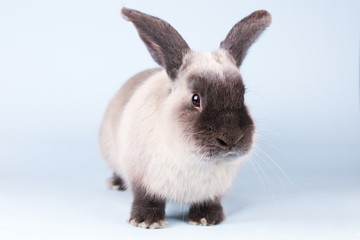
[188,199,225,226]
[129,219,168,229]
[189,217,213,226]
[189,215,224,226]
[105,173,126,191]
[129,185,166,229]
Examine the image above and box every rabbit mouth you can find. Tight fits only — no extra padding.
[220,151,240,158]
[200,141,253,161]
[200,148,243,162]
[201,150,242,163]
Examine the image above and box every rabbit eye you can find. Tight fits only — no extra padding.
[192,94,200,108]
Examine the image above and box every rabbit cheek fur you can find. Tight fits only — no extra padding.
[99,7,271,228]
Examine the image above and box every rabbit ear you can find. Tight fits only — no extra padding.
[121,7,190,80]
[220,10,271,67]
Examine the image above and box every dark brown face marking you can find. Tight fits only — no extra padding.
[180,70,254,159]
[189,71,245,111]
[189,198,224,225]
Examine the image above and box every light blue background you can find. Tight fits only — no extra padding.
[0,0,359,239]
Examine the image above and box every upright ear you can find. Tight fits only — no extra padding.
[121,7,190,80]
[220,10,271,67]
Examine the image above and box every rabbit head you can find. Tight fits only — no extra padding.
[121,8,271,160]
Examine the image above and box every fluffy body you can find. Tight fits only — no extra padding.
[99,7,271,227]
[99,51,248,203]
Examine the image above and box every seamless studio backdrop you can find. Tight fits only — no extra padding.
[0,0,359,239]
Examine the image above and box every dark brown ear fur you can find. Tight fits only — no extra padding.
[220,10,271,67]
[121,7,190,80]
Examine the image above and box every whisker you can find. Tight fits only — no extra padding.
[252,157,276,190]
[252,157,278,201]
[254,145,293,184]
[248,156,268,194]
[254,137,290,162]
[252,150,287,189]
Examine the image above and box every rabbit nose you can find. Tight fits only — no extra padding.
[216,131,245,148]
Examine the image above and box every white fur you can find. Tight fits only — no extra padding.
[180,49,238,78]
[99,50,249,203]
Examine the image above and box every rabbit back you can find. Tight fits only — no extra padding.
[98,68,162,173]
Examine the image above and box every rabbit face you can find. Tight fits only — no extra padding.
[121,7,270,161]
[174,51,255,161]
[188,74,254,160]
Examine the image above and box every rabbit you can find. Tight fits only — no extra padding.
[99,7,271,229]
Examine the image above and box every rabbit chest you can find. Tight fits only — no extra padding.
[115,71,245,203]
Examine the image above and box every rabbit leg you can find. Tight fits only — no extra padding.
[188,198,224,226]
[106,172,127,191]
[129,186,167,229]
